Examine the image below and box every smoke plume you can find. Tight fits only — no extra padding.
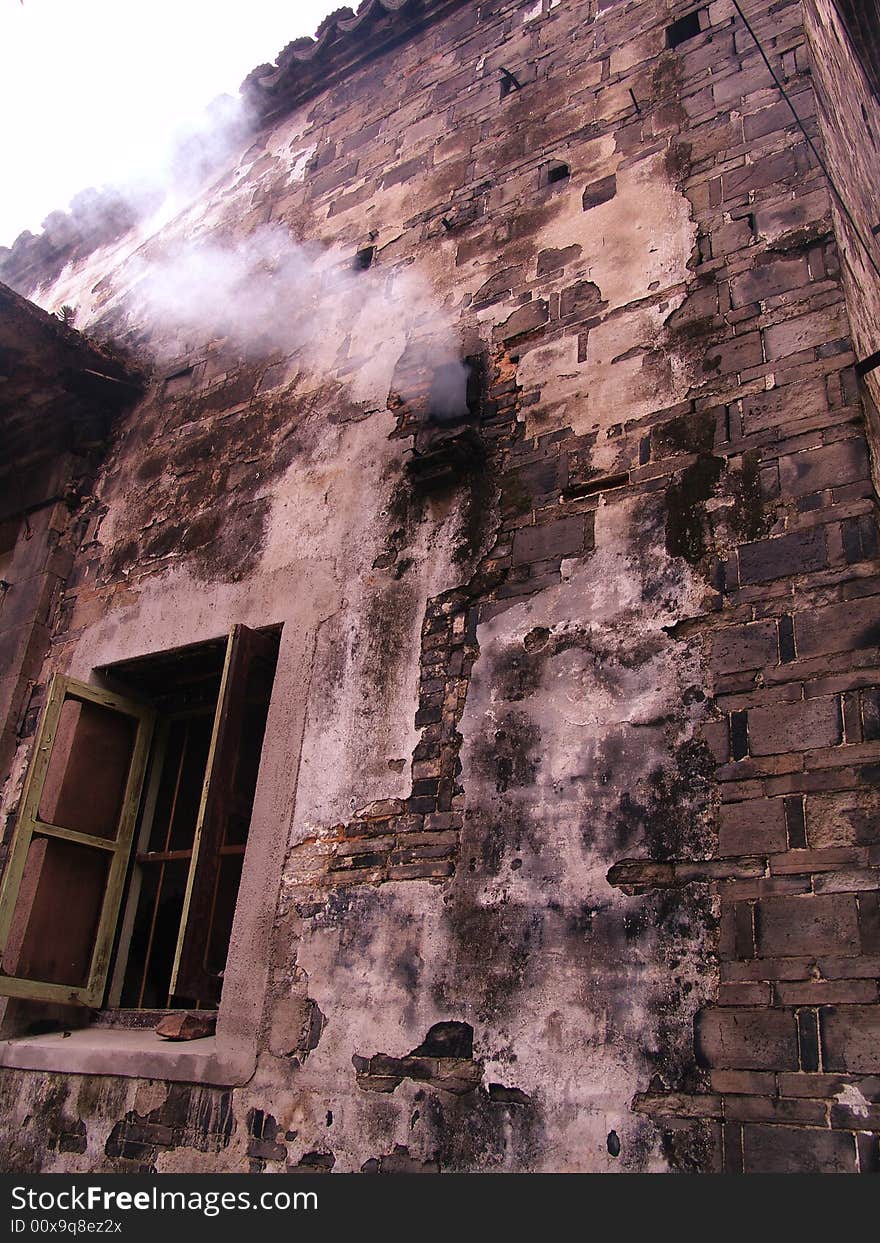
[128,224,472,419]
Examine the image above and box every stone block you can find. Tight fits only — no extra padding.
[723,149,798,199]
[764,303,849,360]
[747,696,841,756]
[820,1005,880,1073]
[796,596,880,659]
[559,279,605,319]
[497,299,549,340]
[806,790,880,848]
[755,894,860,958]
[719,797,787,855]
[729,255,809,308]
[738,527,827,584]
[711,620,779,674]
[778,439,869,498]
[695,1006,798,1070]
[742,1123,856,1173]
[740,378,828,435]
[582,174,617,210]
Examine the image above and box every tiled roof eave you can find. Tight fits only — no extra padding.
[242,0,476,123]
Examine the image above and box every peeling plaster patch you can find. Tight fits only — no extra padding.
[834,1083,871,1117]
[518,301,692,445]
[430,493,718,1168]
[133,1082,168,1117]
[512,148,697,441]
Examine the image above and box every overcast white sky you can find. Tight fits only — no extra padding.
[0,0,338,246]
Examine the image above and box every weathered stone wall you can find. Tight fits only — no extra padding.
[803,0,880,474]
[0,0,879,1173]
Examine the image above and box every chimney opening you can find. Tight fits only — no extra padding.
[426,354,485,426]
[464,353,485,419]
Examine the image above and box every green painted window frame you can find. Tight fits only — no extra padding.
[0,675,155,1007]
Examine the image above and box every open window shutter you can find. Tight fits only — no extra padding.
[169,624,276,1004]
[0,676,155,1006]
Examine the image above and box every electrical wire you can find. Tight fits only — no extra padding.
[730,0,880,286]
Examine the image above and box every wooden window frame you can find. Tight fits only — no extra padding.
[0,624,278,1013]
[0,677,155,1007]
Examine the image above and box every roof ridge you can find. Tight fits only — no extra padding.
[242,0,473,121]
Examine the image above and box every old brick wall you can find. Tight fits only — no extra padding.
[0,0,878,1173]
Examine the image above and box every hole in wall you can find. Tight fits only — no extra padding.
[353,245,375,271]
[162,365,195,397]
[666,10,703,48]
[546,161,570,186]
[499,66,522,98]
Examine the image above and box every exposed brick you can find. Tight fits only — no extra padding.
[559,279,604,320]
[764,302,849,360]
[778,439,869,498]
[724,1095,828,1125]
[729,255,809,308]
[741,379,828,435]
[709,1070,776,1096]
[511,516,586,564]
[581,174,616,210]
[536,244,581,276]
[777,979,878,1004]
[723,149,799,200]
[813,867,880,894]
[497,299,549,341]
[796,596,880,658]
[804,790,880,848]
[842,513,878,564]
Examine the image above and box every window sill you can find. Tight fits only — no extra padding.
[0,1026,255,1085]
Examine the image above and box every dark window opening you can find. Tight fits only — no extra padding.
[353,245,375,271]
[547,161,570,186]
[106,628,280,1010]
[667,10,703,47]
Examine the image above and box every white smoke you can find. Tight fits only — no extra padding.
[128,224,473,417]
